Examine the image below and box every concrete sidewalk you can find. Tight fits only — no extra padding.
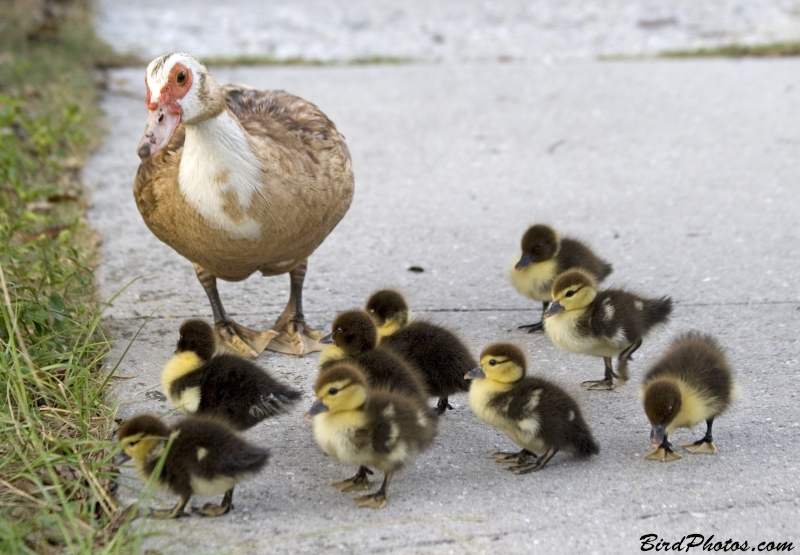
[85,59,800,554]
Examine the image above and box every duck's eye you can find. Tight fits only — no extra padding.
[565,290,575,298]
[176,71,187,85]
[328,387,339,395]
[488,359,497,366]
[368,308,375,313]
[126,439,139,447]
[532,243,543,252]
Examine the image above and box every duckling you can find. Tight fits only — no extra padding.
[465,342,598,472]
[161,319,302,430]
[364,289,410,338]
[510,224,612,333]
[543,269,673,391]
[365,289,475,415]
[319,310,428,402]
[305,362,437,508]
[117,413,269,518]
[641,332,737,462]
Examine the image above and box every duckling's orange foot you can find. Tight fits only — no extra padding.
[354,492,387,509]
[518,322,544,333]
[192,502,232,517]
[331,474,371,492]
[214,321,277,359]
[683,440,717,455]
[266,321,325,356]
[645,447,682,462]
[494,450,537,465]
[508,461,546,474]
[435,397,454,415]
[581,378,615,391]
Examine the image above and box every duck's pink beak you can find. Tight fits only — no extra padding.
[137,104,181,161]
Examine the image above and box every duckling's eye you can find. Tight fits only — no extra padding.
[328,387,339,395]
[336,326,342,334]
[532,243,543,252]
[126,440,139,447]
[565,290,575,298]
[488,359,497,366]
[176,71,187,85]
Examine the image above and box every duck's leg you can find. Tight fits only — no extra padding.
[509,447,558,473]
[435,396,454,415]
[645,434,682,462]
[266,260,325,356]
[355,471,391,509]
[193,488,234,517]
[194,264,276,358]
[615,338,642,384]
[683,418,717,454]
[581,358,616,391]
[331,466,373,492]
[518,302,548,333]
[494,449,537,465]
[150,494,190,519]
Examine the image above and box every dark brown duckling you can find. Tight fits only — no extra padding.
[642,332,738,462]
[161,319,302,430]
[365,289,475,415]
[465,342,599,472]
[306,362,437,508]
[118,413,269,518]
[543,269,673,391]
[510,224,612,333]
[319,310,428,401]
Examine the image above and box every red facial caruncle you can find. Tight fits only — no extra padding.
[137,62,192,160]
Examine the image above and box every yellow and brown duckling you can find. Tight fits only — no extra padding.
[465,342,599,472]
[365,289,475,415]
[510,224,612,333]
[364,289,411,338]
[319,310,428,401]
[543,269,673,391]
[161,319,302,430]
[642,332,737,462]
[306,363,438,508]
[117,413,269,518]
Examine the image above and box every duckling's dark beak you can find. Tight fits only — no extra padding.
[305,398,329,419]
[464,366,486,380]
[514,253,532,270]
[650,424,666,448]
[319,332,334,345]
[544,301,564,318]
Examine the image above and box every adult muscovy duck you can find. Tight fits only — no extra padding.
[134,53,354,357]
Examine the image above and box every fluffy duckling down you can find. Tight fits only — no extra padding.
[641,332,738,462]
[117,413,269,518]
[319,310,428,401]
[161,319,302,430]
[365,289,475,415]
[364,289,411,338]
[509,224,612,333]
[466,342,599,472]
[543,269,673,391]
[306,363,438,509]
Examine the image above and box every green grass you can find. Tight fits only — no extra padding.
[660,41,800,58]
[0,1,147,552]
